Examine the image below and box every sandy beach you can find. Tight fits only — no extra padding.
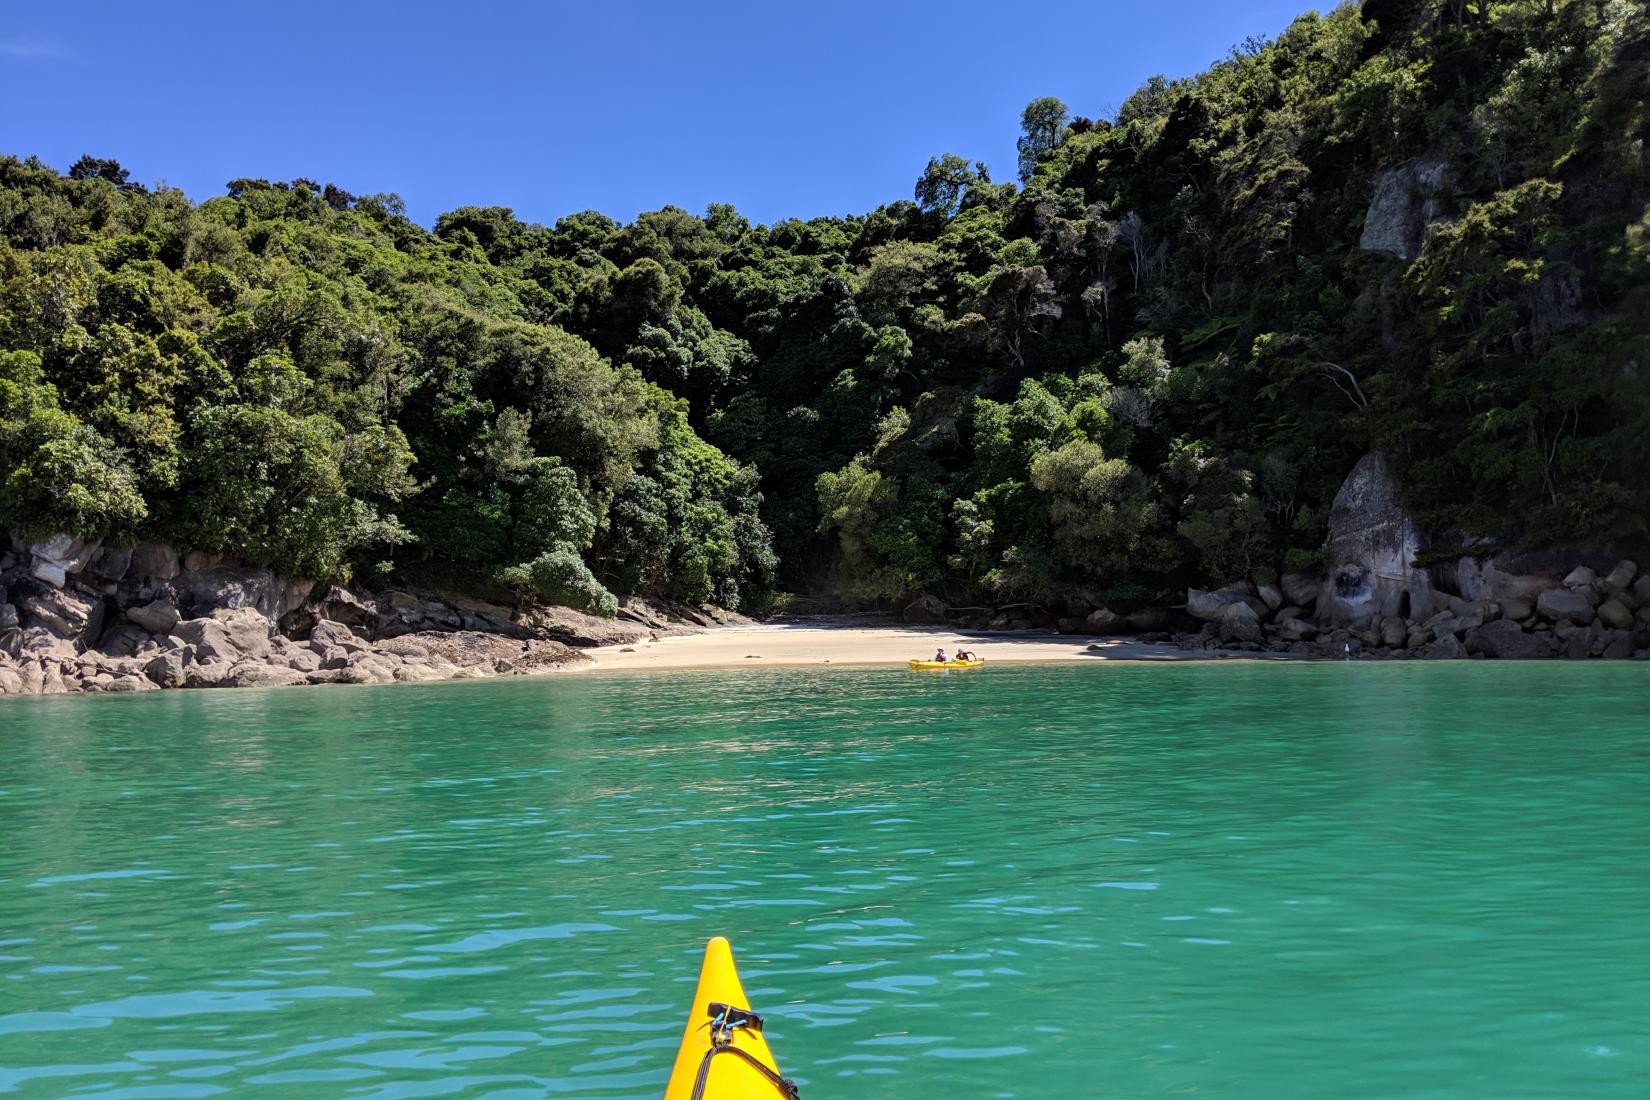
[573,622,1253,672]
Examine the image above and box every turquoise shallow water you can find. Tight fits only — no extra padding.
[1,663,1647,1098]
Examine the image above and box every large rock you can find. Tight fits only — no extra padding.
[1423,604,1485,640]
[1359,154,1449,260]
[1256,584,1284,613]
[0,602,19,657]
[1536,588,1595,626]
[172,567,279,619]
[1423,634,1466,660]
[903,594,948,625]
[130,542,180,581]
[82,545,132,583]
[184,659,234,689]
[312,586,380,634]
[97,623,154,658]
[1453,557,1554,604]
[1280,571,1321,608]
[1464,619,1545,660]
[222,660,309,689]
[1562,566,1597,589]
[208,607,273,659]
[173,618,242,663]
[1188,588,1264,623]
[1600,630,1634,660]
[15,583,102,645]
[1318,452,1433,626]
[1217,601,1263,644]
[306,620,357,649]
[143,647,193,688]
[1499,596,1534,622]
[1272,617,1316,642]
[28,534,100,587]
[1597,598,1634,631]
[1604,560,1638,591]
[1084,607,1125,634]
[127,599,181,635]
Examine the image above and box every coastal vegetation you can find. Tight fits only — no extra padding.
[2,1,1647,619]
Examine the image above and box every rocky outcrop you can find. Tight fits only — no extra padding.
[1319,452,1433,626]
[1360,155,1449,261]
[0,537,738,698]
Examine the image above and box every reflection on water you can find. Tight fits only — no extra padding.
[1,663,1648,1097]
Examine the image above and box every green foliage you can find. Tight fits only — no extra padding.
[500,547,617,617]
[1,1,1645,614]
[1017,97,1072,182]
[0,349,147,538]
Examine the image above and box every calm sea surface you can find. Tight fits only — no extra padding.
[1,663,1647,1097]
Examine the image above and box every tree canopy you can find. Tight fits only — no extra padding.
[2,2,1646,613]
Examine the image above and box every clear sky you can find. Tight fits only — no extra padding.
[1,0,1314,228]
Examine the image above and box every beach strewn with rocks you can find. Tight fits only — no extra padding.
[0,536,738,696]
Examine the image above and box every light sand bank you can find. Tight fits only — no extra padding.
[572,622,1255,672]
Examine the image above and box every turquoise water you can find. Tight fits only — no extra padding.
[1,664,1647,1097]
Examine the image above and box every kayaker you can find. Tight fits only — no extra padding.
[934,648,948,662]
[955,647,975,661]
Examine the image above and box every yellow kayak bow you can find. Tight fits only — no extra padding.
[907,658,986,670]
[664,937,798,1100]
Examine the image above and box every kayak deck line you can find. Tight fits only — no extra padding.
[664,937,800,1100]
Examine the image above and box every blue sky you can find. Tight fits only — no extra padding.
[1,1,1313,228]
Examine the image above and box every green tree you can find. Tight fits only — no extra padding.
[1016,97,1071,182]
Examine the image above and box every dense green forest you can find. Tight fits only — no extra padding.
[2,0,1647,615]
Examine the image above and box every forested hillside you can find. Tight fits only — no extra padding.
[3,0,1646,615]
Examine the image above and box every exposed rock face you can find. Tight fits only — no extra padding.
[130,542,180,581]
[14,582,102,647]
[1319,452,1433,626]
[1359,155,1449,261]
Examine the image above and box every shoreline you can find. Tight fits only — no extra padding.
[569,623,1262,673]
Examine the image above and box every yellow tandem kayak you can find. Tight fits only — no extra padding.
[907,658,986,670]
[664,937,799,1100]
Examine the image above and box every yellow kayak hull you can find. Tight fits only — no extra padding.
[907,658,986,669]
[663,937,786,1100]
